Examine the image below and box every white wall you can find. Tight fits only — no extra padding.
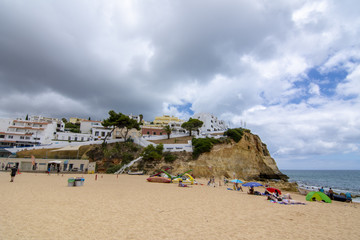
[54,132,92,142]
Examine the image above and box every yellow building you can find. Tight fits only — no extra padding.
[153,115,183,126]
[69,117,87,124]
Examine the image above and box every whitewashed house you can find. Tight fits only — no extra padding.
[192,113,228,134]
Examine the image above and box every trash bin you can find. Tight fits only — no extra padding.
[68,178,75,187]
[80,178,85,186]
[75,178,82,186]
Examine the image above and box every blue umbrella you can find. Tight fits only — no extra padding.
[242,182,263,187]
[230,179,243,184]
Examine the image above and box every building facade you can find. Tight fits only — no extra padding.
[0,117,64,148]
[192,113,228,134]
[153,115,184,126]
[80,120,102,134]
[0,158,95,173]
[141,126,167,136]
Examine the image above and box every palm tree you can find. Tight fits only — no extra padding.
[163,125,172,139]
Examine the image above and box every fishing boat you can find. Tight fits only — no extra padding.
[146,176,171,183]
[128,171,144,175]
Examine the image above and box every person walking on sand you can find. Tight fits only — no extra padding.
[10,165,17,182]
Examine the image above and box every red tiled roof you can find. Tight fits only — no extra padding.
[9,126,45,130]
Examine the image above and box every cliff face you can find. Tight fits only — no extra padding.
[167,132,288,181]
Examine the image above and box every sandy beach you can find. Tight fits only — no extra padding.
[1,172,359,240]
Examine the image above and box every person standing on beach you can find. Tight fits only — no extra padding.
[329,188,334,200]
[319,187,324,193]
[10,165,17,182]
[1,162,4,171]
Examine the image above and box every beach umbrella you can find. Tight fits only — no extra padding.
[230,179,243,184]
[266,187,282,195]
[242,182,263,187]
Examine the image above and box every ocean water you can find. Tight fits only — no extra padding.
[282,170,360,202]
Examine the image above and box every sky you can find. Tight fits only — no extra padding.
[0,0,359,170]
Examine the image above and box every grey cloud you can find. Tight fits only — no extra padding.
[1,1,360,169]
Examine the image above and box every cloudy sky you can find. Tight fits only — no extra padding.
[1,0,359,169]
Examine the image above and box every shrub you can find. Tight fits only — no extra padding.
[192,137,220,159]
[224,128,245,143]
[121,152,134,165]
[106,164,122,173]
[164,152,177,163]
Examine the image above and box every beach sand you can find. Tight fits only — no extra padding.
[1,172,359,240]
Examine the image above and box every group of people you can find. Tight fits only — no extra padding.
[207,176,216,187]
[319,186,353,203]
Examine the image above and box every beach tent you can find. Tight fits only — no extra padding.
[305,191,332,203]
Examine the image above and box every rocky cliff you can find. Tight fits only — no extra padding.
[149,132,288,181]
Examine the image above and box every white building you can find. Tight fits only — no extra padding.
[30,116,65,132]
[80,120,102,134]
[192,113,228,134]
[54,132,92,142]
[168,121,186,134]
[91,126,113,141]
[128,114,142,123]
[79,120,113,141]
[0,117,62,147]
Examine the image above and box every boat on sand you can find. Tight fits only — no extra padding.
[146,177,171,183]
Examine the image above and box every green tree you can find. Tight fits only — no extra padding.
[62,118,68,124]
[181,118,203,136]
[102,110,141,143]
[163,125,172,139]
[25,114,29,120]
[139,114,143,123]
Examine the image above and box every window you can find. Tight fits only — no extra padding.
[0,135,4,138]
[26,136,30,140]
[8,135,13,139]
[68,136,71,141]
[101,132,105,137]
[20,136,25,139]
[95,131,99,136]
[147,131,150,134]
[160,132,162,135]
[153,132,156,135]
